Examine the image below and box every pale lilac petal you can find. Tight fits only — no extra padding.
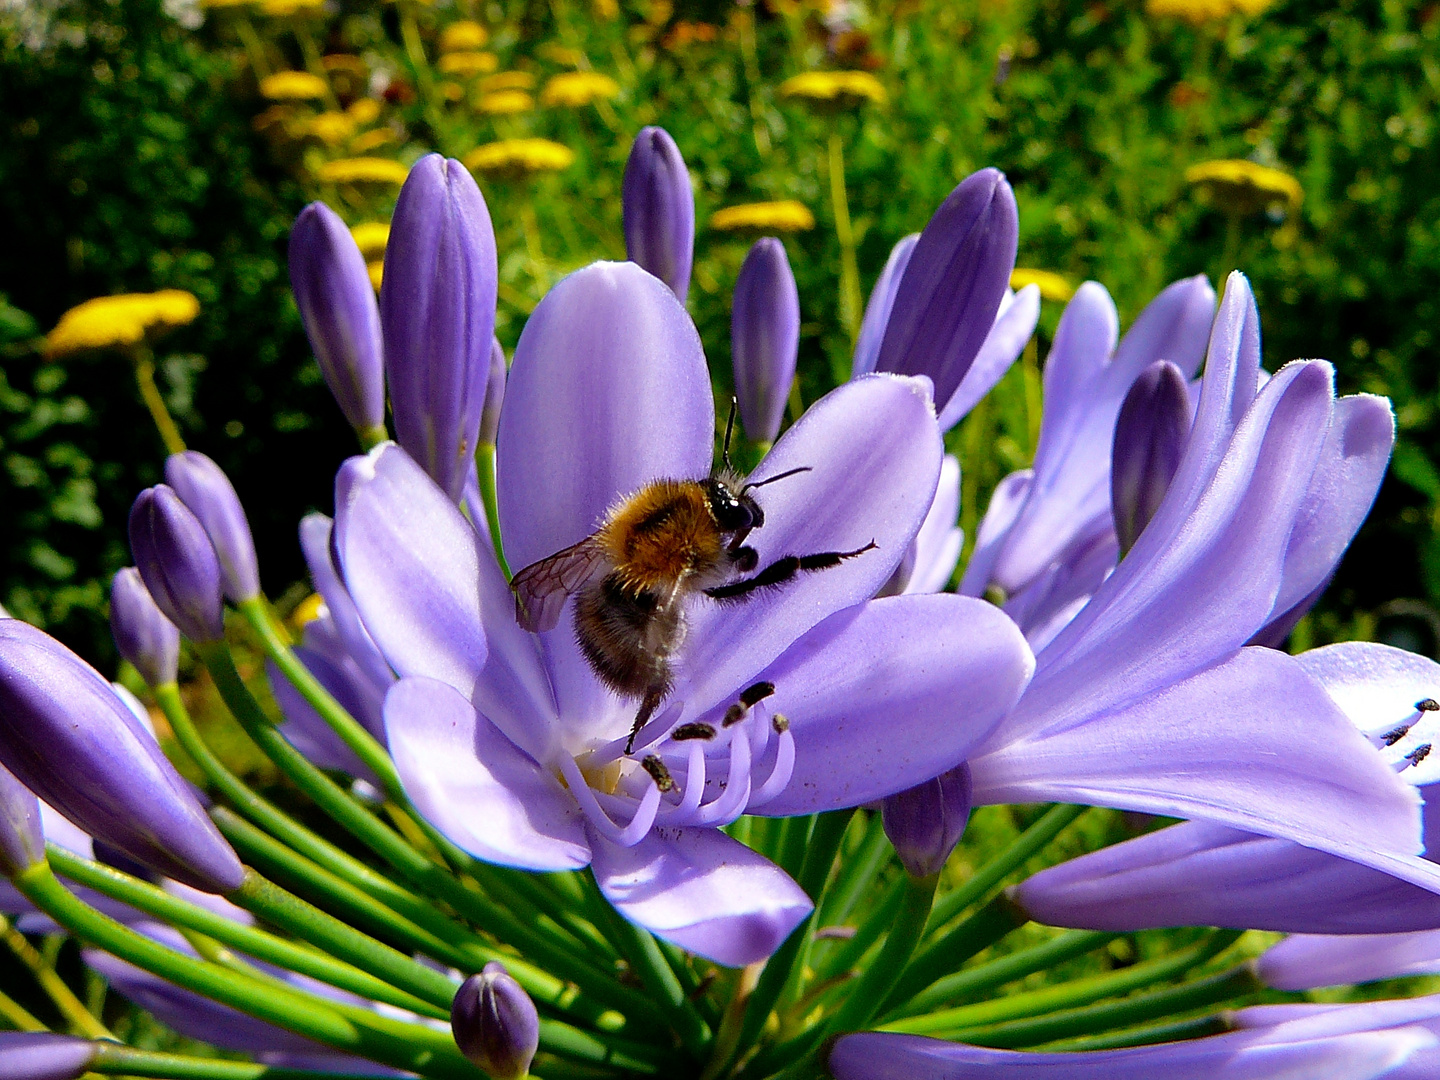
[937,284,1040,429]
[1261,931,1440,991]
[298,512,395,694]
[677,374,943,716]
[959,470,1032,597]
[1002,519,1116,650]
[736,594,1032,816]
[852,234,919,378]
[269,650,378,781]
[384,677,589,872]
[0,1033,96,1080]
[905,455,963,595]
[588,824,811,966]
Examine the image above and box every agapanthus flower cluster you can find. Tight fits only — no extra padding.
[1,125,1436,1080]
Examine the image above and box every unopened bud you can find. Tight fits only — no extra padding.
[451,962,539,1079]
[732,237,800,444]
[164,452,260,603]
[110,568,180,687]
[479,336,506,447]
[128,486,225,643]
[622,126,694,302]
[0,761,43,878]
[881,763,973,879]
[1111,360,1191,554]
[0,1032,98,1080]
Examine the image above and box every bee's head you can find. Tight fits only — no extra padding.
[703,476,762,535]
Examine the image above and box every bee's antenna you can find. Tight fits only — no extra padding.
[722,397,738,472]
[742,466,812,492]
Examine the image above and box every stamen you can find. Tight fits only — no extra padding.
[1407,744,1432,767]
[1418,699,1440,712]
[658,742,706,821]
[557,753,661,846]
[1382,724,1414,747]
[723,703,748,727]
[741,681,776,707]
[585,700,685,767]
[772,712,790,734]
[642,755,674,793]
[748,723,795,808]
[692,727,752,827]
[671,722,716,741]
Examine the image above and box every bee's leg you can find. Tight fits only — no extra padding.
[625,689,667,755]
[704,541,878,603]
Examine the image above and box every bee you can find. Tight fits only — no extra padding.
[512,407,876,753]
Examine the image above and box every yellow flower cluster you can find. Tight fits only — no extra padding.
[479,71,535,92]
[306,111,356,146]
[260,70,329,101]
[259,0,324,16]
[438,51,499,78]
[477,89,534,115]
[350,222,390,261]
[540,71,621,108]
[1010,269,1075,302]
[1146,0,1273,21]
[709,201,816,233]
[45,291,200,358]
[317,157,410,185]
[1185,159,1303,216]
[439,20,488,52]
[778,70,887,108]
[464,138,575,180]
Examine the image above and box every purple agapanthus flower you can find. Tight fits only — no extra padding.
[330,260,1035,965]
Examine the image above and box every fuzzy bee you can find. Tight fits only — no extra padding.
[511,412,875,752]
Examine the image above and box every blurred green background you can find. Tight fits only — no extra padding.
[2,0,1437,666]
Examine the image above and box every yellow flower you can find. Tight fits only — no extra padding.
[709,201,816,233]
[317,157,410,186]
[1146,0,1273,21]
[437,51,499,78]
[321,54,366,77]
[259,0,324,15]
[1009,269,1075,302]
[347,98,382,125]
[367,261,385,291]
[439,20,488,53]
[539,71,621,108]
[463,138,575,180]
[593,0,619,17]
[45,291,200,358]
[350,128,398,153]
[478,71,536,92]
[291,593,327,629]
[477,89,534,115]
[778,70,887,110]
[1185,159,1303,216]
[260,70,329,101]
[306,111,357,146]
[350,222,391,261]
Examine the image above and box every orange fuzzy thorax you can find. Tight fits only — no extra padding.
[598,480,724,595]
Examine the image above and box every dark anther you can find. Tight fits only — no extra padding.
[1418,699,1440,712]
[1383,724,1415,747]
[671,723,716,741]
[642,755,675,792]
[723,703,748,727]
[1406,744,1433,767]
[772,713,790,734]
[814,925,857,941]
[740,681,776,707]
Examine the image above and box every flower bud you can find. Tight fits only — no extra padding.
[164,452,260,603]
[382,154,498,504]
[1111,360,1192,554]
[0,1032,97,1080]
[852,233,918,378]
[0,620,244,893]
[110,567,180,686]
[289,202,386,439]
[881,763,973,879]
[451,962,539,1079]
[874,169,1019,410]
[479,336,506,447]
[129,486,225,643]
[622,126,694,302]
[0,761,43,879]
[732,238,800,444]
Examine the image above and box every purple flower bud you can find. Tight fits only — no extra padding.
[1111,360,1192,554]
[880,763,973,879]
[382,154,498,504]
[110,567,180,686]
[0,1032,97,1080]
[164,452,260,603]
[0,760,43,878]
[852,233,919,378]
[0,620,244,893]
[622,126,694,302]
[129,486,225,643]
[289,202,386,438]
[479,336,506,447]
[732,237,800,444]
[451,961,539,1079]
[875,169,1019,409]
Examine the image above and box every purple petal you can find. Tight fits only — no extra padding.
[1261,931,1440,991]
[298,512,396,695]
[164,451,261,603]
[384,677,589,872]
[588,824,811,966]
[739,594,1032,816]
[959,469,1032,597]
[678,374,943,716]
[732,237,801,445]
[128,486,225,643]
[937,284,1041,430]
[110,567,180,688]
[905,454,963,595]
[0,1033,97,1080]
[622,127,694,302]
[268,646,382,782]
[1002,519,1117,651]
[852,234,919,378]
[0,760,42,878]
[1110,360,1192,553]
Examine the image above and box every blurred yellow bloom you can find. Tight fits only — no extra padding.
[291,593,326,629]
[260,70,329,101]
[479,71,536,92]
[439,81,465,102]
[45,291,200,358]
[437,51,499,77]
[536,43,584,66]
[350,222,391,261]
[540,71,621,108]
[1185,158,1303,215]
[318,157,410,185]
[367,261,385,291]
[710,201,816,232]
[259,0,324,15]
[439,20,488,52]
[593,0,619,17]
[347,98,382,125]
[1010,269,1075,302]
[464,138,575,180]
[1147,0,1273,21]
[350,128,398,153]
[477,89,534,114]
[306,111,357,146]
[779,70,886,109]
[321,54,367,77]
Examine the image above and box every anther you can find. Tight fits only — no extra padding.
[723,704,748,727]
[1407,744,1432,768]
[1418,699,1440,713]
[740,681,776,708]
[642,755,675,792]
[1382,723,1414,747]
[670,723,716,741]
[772,713,790,734]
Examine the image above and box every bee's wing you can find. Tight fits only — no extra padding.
[511,536,610,633]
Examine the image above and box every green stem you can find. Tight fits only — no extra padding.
[814,811,891,932]
[778,810,856,1011]
[477,442,510,579]
[815,876,904,982]
[397,4,448,147]
[882,892,1030,1014]
[827,132,863,348]
[130,348,186,455]
[1,914,109,1037]
[232,15,271,80]
[0,983,44,1031]
[1041,1013,1232,1052]
[91,1043,396,1080]
[358,423,388,451]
